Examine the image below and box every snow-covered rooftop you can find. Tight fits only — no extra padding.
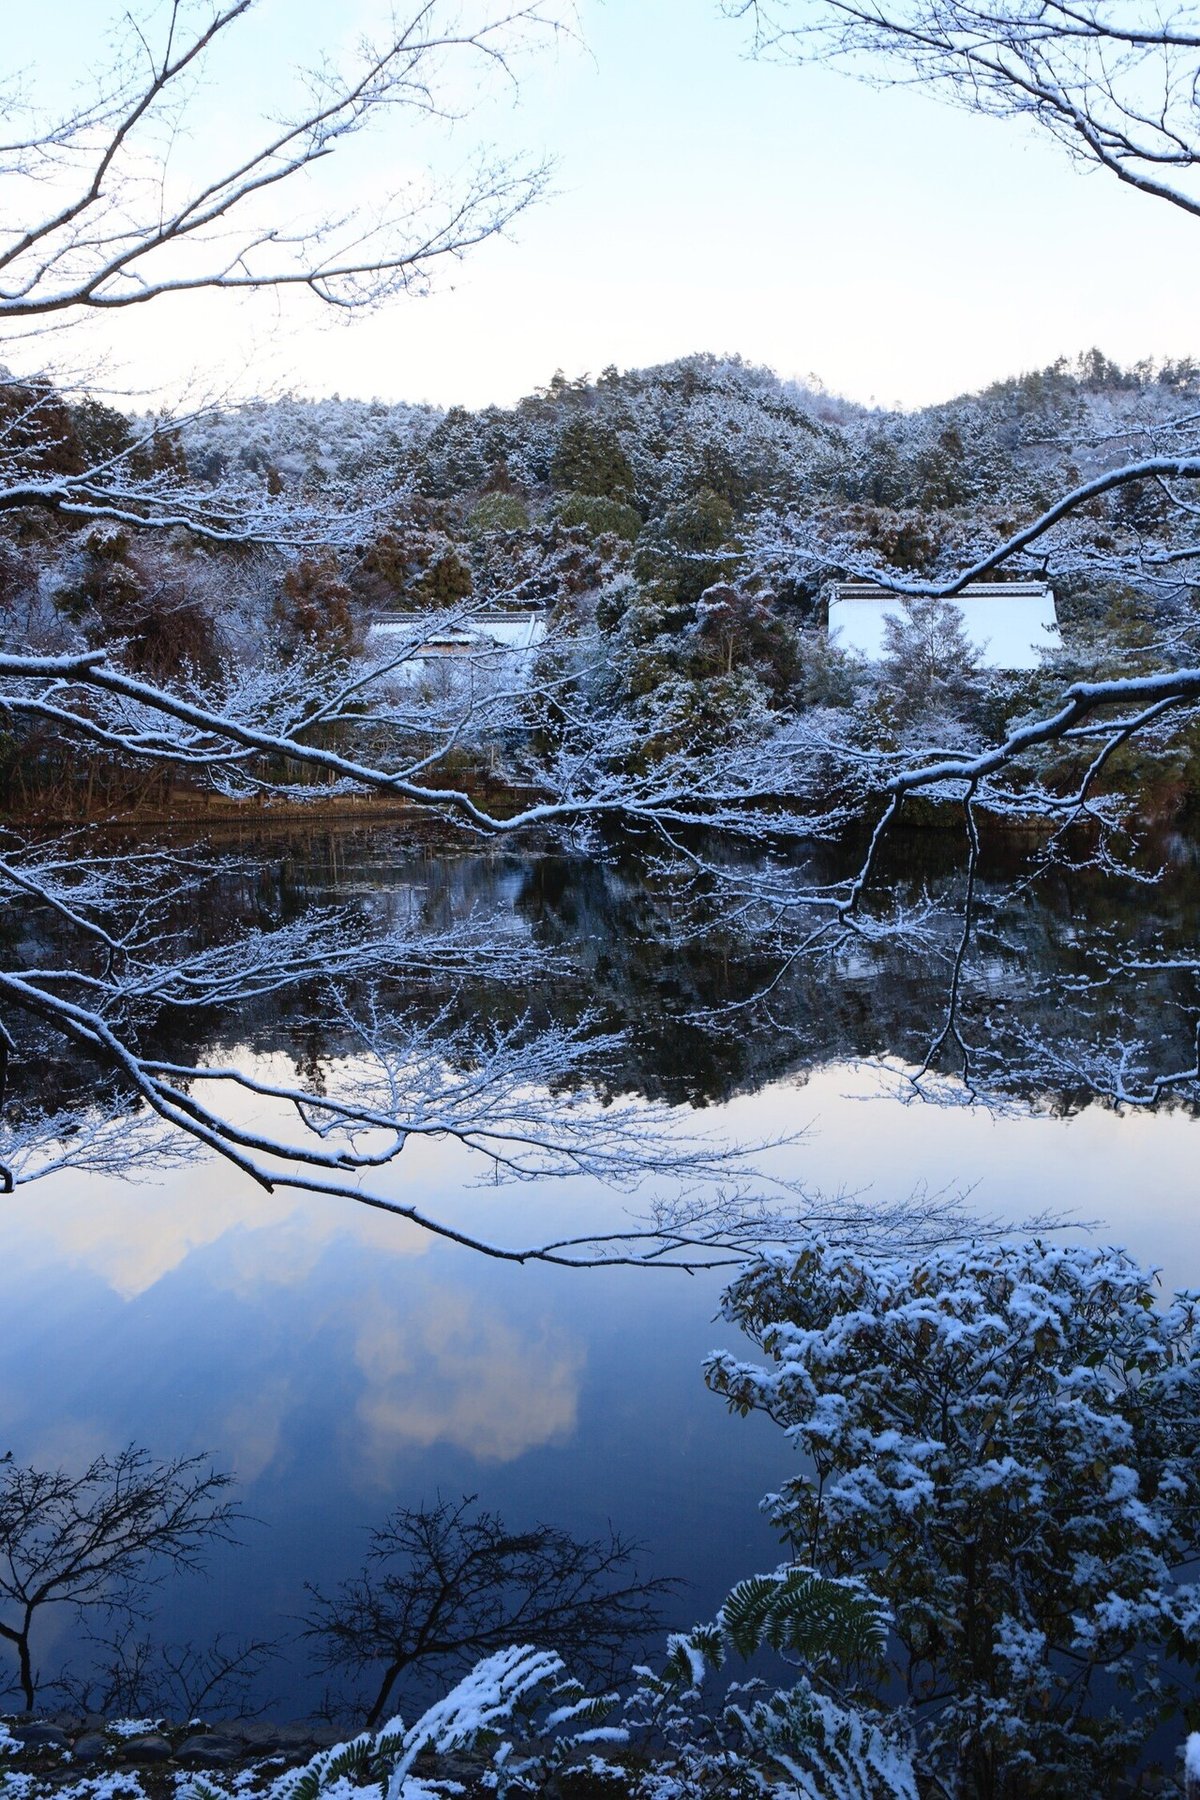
[828,581,1061,671]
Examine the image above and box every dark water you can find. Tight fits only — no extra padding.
[4,823,1200,1720]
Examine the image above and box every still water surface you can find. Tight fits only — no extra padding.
[5,827,1199,1716]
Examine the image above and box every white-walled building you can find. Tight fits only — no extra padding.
[828,581,1061,671]
[365,611,546,695]
[362,610,548,747]
[367,610,545,659]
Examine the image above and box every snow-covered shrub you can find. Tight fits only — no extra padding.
[707,1240,1200,1800]
[1185,1729,1200,1796]
[727,1686,918,1800]
[180,1573,915,1800]
[181,1645,620,1800]
[617,1568,914,1800]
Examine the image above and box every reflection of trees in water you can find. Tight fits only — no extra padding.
[513,830,1200,1113]
[0,1445,240,1712]
[228,822,1200,1114]
[12,821,1200,1138]
[301,1494,676,1726]
[0,1441,672,1727]
[1,826,550,1136]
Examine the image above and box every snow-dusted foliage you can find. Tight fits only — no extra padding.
[708,1240,1200,1798]
[174,1563,916,1800]
[177,398,441,491]
[1186,1730,1200,1794]
[10,10,1200,1237]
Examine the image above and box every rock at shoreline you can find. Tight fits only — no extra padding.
[118,1734,173,1762]
[176,1734,242,1766]
[70,1735,108,1763]
[11,1724,70,1750]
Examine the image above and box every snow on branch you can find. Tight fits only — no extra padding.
[725,0,1200,220]
[0,3,569,324]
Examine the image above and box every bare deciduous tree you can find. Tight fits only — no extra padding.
[0,1,560,323]
[302,1493,679,1728]
[51,1621,277,1723]
[0,1444,239,1710]
[0,0,566,540]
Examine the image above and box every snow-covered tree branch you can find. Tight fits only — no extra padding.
[725,0,1200,219]
[5,3,1200,1253]
[0,1,563,323]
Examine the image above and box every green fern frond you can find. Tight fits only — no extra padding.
[370,1724,408,1786]
[284,1732,374,1800]
[720,1567,888,1667]
[662,1627,722,1690]
[548,1691,619,1730]
[736,1682,918,1800]
[180,1781,232,1800]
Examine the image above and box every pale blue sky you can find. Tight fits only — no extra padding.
[9,1,1200,409]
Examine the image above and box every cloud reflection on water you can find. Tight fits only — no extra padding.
[2,1164,431,1302]
[6,1056,1200,1714]
[352,1285,584,1471]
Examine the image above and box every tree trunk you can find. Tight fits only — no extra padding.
[366,1658,406,1729]
[17,1621,34,1711]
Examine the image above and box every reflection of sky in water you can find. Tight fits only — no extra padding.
[3,1060,1198,1712]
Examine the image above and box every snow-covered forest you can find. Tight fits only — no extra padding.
[7,341,1200,1799]
[6,1,1200,1796]
[10,344,1200,817]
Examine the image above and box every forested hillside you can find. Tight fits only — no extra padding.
[4,347,1200,817]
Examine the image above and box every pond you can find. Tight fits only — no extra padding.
[4,823,1200,1720]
